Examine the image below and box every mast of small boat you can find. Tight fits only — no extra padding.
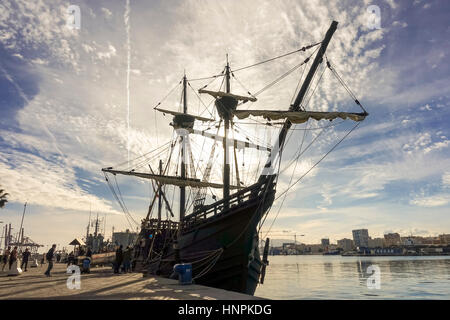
[17,202,26,250]
[261,21,338,175]
[94,212,99,237]
[223,55,231,208]
[86,206,91,240]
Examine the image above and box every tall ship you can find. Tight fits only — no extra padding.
[102,21,368,295]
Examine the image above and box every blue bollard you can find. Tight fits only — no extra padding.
[82,257,91,273]
[173,263,192,285]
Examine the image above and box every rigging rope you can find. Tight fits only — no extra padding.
[290,62,307,105]
[282,122,361,202]
[187,81,215,118]
[231,42,321,73]
[326,56,368,114]
[302,61,327,110]
[187,73,225,82]
[113,174,139,225]
[152,80,182,109]
[262,122,362,239]
[104,172,137,229]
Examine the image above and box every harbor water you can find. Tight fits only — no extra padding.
[254,255,450,299]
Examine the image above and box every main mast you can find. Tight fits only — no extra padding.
[158,159,163,224]
[223,56,231,207]
[262,21,338,174]
[180,74,187,221]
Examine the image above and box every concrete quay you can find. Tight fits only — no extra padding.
[0,263,263,300]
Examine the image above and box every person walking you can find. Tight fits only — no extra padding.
[44,244,56,277]
[1,246,10,271]
[21,248,31,272]
[123,246,131,273]
[114,245,123,274]
[67,251,74,266]
[9,247,18,270]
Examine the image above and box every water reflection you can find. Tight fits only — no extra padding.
[355,259,373,285]
[254,256,450,299]
[323,262,333,278]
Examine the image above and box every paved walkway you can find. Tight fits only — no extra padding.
[0,263,262,300]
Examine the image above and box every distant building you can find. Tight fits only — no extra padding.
[282,243,295,249]
[421,236,441,245]
[401,237,415,246]
[352,229,369,248]
[368,237,385,248]
[282,243,296,254]
[439,234,450,245]
[303,244,323,254]
[112,229,138,248]
[337,238,354,252]
[384,233,401,246]
[408,236,424,245]
[321,238,330,247]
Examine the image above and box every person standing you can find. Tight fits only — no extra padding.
[21,248,31,272]
[9,247,18,270]
[1,246,10,271]
[44,244,56,277]
[114,245,123,274]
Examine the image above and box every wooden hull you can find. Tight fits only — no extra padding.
[145,178,276,295]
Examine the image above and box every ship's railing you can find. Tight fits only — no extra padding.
[141,218,179,230]
[182,177,275,229]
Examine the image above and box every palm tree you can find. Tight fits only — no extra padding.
[0,189,9,208]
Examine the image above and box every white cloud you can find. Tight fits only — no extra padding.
[420,104,432,111]
[385,0,398,10]
[97,44,117,61]
[410,194,450,207]
[101,7,113,18]
[392,21,408,28]
[0,150,120,215]
[443,172,450,186]
[423,139,450,154]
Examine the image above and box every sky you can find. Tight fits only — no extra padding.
[0,0,449,250]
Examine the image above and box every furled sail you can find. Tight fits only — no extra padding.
[198,89,257,102]
[192,129,271,152]
[154,107,215,122]
[232,110,367,123]
[102,168,238,189]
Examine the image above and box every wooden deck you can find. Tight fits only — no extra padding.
[0,263,262,300]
